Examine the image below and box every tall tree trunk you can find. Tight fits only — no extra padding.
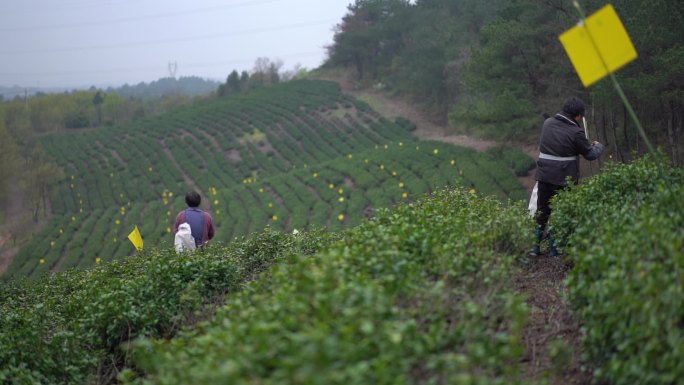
[622,106,631,161]
[610,110,623,163]
[666,100,681,166]
[32,202,39,223]
[41,184,48,218]
[600,105,609,168]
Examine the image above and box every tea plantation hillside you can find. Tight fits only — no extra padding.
[7,80,531,278]
[1,157,681,384]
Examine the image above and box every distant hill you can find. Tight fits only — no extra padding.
[0,85,72,100]
[107,76,220,100]
[0,76,219,101]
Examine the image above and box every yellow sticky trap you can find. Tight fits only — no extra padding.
[559,4,637,87]
[127,226,144,251]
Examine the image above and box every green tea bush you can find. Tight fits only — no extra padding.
[13,79,529,278]
[127,188,533,385]
[551,156,683,385]
[0,228,339,384]
[485,146,535,177]
[394,116,417,132]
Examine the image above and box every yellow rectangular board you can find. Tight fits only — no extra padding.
[128,226,144,251]
[559,4,638,87]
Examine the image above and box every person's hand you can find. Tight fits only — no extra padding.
[592,141,600,146]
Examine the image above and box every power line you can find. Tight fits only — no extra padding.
[0,19,337,55]
[0,52,323,77]
[0,0,281,32]
[0,0,264,15]
[0,0,145,14]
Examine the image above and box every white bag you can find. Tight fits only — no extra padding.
[174,223,196,253]
[528,181,539,218]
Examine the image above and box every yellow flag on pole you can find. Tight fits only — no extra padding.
[559,4,638,87]
[128,226,144,251]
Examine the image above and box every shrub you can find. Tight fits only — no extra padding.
[394,116,417,132]
[551,155,683,385]
[0,228,338,384]
[126,188,533,385]
[485,146,535,176]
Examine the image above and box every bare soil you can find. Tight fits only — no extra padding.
[0,235,17,276]
[517,255,593,384]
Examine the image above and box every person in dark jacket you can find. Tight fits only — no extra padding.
[528,97,604,256]
[173,191,215,248]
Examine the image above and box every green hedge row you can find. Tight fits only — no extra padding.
[0,228,340,384]
[125,188,533,385]
[10,139,527,279]
[551,156,683,385]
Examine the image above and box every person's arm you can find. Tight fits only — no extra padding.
[173,211,185,234]
[574,131,604,160]
[205,213,215,240]
[584,141,604,160]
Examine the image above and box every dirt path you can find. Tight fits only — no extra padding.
[344,88,498,152]
[325,69,539,193]
[0,234,17,276]
[517,255,592,384]
[339,86,538,195]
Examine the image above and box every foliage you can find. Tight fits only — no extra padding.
[449,0,574,139]
[109,76,219,101]
[7,80,526,278]
[550,156,684,384]
[0,228,339,384]
[325,0,683,161]
[0,108,20,211]
[326,0,501,115]
[125,188,532,385]
[485,146,535,176]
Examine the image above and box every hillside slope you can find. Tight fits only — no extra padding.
[312,69,539,193]
[5,80,531,278]
[2,156,680,385]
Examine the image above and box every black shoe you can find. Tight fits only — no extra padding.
[528,245,540,257]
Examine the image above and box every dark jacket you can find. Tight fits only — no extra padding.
[534,113,604,186]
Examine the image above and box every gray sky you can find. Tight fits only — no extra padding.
[0,0,353,88]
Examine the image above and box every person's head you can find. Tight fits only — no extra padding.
[185,191,201,208]
[562,97,586,122]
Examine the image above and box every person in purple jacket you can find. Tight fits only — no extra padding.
[173,191,215,248]
[528,97,604,257]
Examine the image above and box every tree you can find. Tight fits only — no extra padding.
[326,0,413,80]
[240,71,250,90]
[93,91,105,126]
[248,57,283,89]
[449,0,576,140]
[226,70,241,94]
[23,148,63,222]
[0,109,20,214]
[594,0,684,164]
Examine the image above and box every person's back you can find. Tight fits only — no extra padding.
[529,97,604,257]
[173,191,215,248]
[183,207,206,247]
[535,111,603,186]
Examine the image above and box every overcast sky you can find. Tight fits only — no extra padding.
[0,0,353,88]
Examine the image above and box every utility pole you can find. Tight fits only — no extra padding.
[168,61,178,79]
